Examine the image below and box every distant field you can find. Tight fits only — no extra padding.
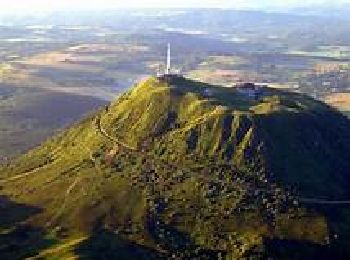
[188,69,264,86]
[325,92,350,113]
[288,45,350,59]
[9,43,152,100]
[0,64,12,77]
[267,83,299,89]
[198,55,249,68]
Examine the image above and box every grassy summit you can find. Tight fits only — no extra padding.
[1,76,350,258]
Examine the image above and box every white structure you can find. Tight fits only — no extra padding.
[157,43,180,80]
[157,43,175,78]
[165,43,171,75]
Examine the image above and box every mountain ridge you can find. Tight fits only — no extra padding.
[1,76,350,258]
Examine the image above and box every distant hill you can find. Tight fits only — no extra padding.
[1,76,350,258]
[290,4,350,19]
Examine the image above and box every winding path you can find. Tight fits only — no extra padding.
[94,115,136,151]
[0,161,58,184]
[46,169,81,227]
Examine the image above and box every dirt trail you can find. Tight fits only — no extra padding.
[94,115,136,151]
[0,161,58,184]
[46,172,81,227]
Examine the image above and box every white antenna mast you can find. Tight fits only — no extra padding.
[166,43,171,75]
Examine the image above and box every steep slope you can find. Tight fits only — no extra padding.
[101,76,350,198]
[1,76,350,259]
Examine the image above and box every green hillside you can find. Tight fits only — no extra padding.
[1,76,350,259]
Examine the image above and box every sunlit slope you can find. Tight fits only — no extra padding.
[1,76,350,258]
[101,76,350,197]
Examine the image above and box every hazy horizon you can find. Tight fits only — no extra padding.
[1,0,350,15]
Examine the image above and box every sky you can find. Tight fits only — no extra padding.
[2,0,350,13]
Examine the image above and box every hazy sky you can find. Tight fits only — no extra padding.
[2,0,350,13]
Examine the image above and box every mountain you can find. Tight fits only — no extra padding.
[1,76,350,259]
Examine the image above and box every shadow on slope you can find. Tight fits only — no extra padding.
[74,228,162,260]
[74,214,224,259]
[258,238,347,259]
[254,106,350,199]
[0,196,56,259]
[0,195,41,230]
